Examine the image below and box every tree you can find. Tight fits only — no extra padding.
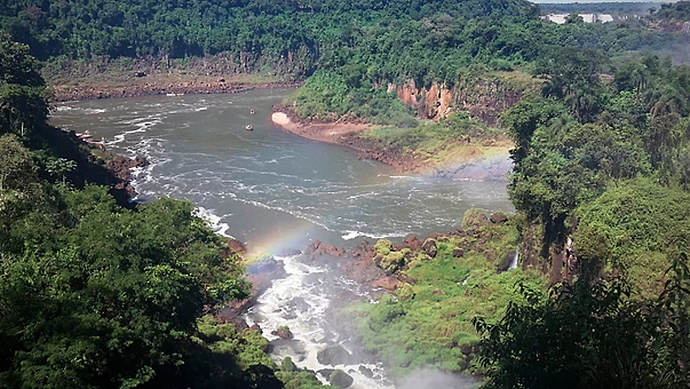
[474,260,690,389]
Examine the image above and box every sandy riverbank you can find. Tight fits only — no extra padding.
[271,108,513,179]
[270,111,371,144]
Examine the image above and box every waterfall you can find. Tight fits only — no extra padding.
[509,248,519,269]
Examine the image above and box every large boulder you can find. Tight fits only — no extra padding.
[317,345,353,366]
[329,369,354,388]
[358,365,374,378]
[371,276,399,291]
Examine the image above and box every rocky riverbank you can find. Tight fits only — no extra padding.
[51,77,301,102]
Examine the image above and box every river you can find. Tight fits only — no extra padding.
[51,88,514,388]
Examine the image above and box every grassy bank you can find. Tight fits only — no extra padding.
[337,210,546,380]
[358,113,513,171]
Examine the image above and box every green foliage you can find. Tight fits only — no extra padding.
[576,178,690,298]
[653,0,690,20]
[288,70,414,124]
[343,220,544,379]
[461,209,490,230]
[474,260,690,389]
[0,41,309,389]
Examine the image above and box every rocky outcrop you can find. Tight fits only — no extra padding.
[218,255,288,330]
[388,80,454,120]
[271,325,294,340]
[387,75,524,126]
[305,240,347,259]
[105,154,149,199]
[358,365,374,378]
[453,79,522,126]
[490,212,508,224]
[421,238,438,258]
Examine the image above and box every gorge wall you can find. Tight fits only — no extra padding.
[388,75,525,126]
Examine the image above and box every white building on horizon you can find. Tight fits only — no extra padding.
[541,13,614,24]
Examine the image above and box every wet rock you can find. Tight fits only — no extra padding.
[246,256,288,295]
[340,256,387,285]
[452,248,464,258]
[278,247,302,257]
[271,325,294,340]
[330,370,354,388]
[287,297,310,313]
[403,235,421,251]
[422,238,438,258]
[133,155,149,167]
[219,315,248,332]
[358,365,374,378]
[317,369,336,379]
[249,323,262,332]
[227,238,247,255]
[317,345,353,366]
[269,338,307,356]
[490,212,508,224]
[371,276,399,291]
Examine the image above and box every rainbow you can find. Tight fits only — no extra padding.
[244,219,319,258]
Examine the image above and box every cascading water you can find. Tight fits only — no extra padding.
[245,254,393,388]
[509,248,519,269]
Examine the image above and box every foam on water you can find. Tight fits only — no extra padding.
[195,207,233,238]
[341,230,410,241]
[246,255,394,389]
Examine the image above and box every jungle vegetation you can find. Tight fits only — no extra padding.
[3,0,690,388]
[0,32,328,389]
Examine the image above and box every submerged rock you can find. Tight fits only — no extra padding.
[278,247,302,257]
[317,345,354,366]
[358,365,374,378]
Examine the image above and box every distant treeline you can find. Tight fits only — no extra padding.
[0,0,674,81]
[654,0,690,20]
[539,2,659,16]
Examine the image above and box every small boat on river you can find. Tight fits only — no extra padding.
[250,109,256,115]
[245,124,253,131]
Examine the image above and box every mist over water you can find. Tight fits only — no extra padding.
[51,89,514,388]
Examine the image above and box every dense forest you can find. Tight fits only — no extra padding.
[538,2,658,16]
[0,32,329,389]
[3,0,690,388]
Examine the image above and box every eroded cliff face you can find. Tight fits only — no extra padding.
[388,80,454,121]
[388,77,523,126]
